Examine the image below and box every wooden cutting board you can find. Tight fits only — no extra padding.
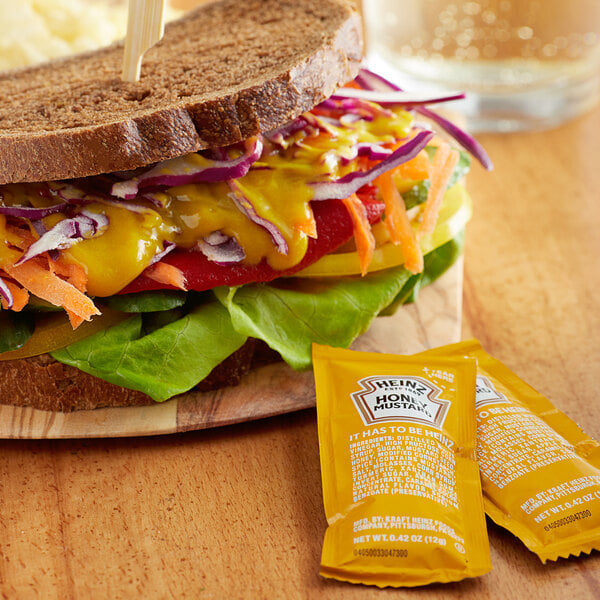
[0,259,462,439]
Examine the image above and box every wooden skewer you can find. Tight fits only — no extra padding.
[121,0,167,83]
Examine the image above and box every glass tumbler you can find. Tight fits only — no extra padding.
[363,0,600,132]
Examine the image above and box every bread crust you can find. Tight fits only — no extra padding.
[0,340,258,412]
[0,0,362,184]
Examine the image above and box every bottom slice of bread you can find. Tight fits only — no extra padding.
[0,340,260,412]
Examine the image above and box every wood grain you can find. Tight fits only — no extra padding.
[1,9,599,595]
[3,95,600,597]
[0,258,462,439]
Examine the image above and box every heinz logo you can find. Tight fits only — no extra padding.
[351,376,450,428]
[475,375,507,408]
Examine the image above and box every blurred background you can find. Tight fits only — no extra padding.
[0,0,188,71]
[363,0,600,131]
[1,0,598,133]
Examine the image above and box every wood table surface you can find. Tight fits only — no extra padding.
[1,105,600,600]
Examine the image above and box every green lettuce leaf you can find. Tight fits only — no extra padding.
[425,147,471,188]
[47,229,467,400]
[402,181,429,210]
[401,149,470,212]
[46,179,471,400]
[214,266,413,371]
[48,235,464,400]
[0,311,35,353]
[104,290,187,313]
[408,229,465,302]
[379,230,465,316]
[51,301,247,401]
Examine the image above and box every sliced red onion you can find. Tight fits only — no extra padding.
[227,181,288,255]
[149,241,176,266]
[264,118,310,146]
[140,192,168,208]
[196,231,245,265]
[52,183,91,202]
[0,201,69,219]
[317,115,343,128]
[339,113,366,126]
[111,136,264,199]
[315,97,391,120]
[0,276,13,309]
[59,179,169,212]
[99,197,160,215]
[331,87,466,106]
[416,106,493,171]
[300,112,339,135]
[29,220,60,261]
[30,219,47,237]
[355,68,493,171]
[15,209,109,266]
[110,179,140,201]
[311,129,434,201]
[355,68,401,93]
[315,99,339,111]
[340,142,393,166]
[204,231,229,245]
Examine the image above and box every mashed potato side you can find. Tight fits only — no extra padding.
[0,0,180,71]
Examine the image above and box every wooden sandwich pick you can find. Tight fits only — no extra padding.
[121,0,167,82]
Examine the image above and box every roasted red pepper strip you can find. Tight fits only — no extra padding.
[121,190,384,294]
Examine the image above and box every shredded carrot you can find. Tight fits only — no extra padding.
[394,149,431,181]
[374,171,424,274]
[67,314,85,329]
[296,209,318,239]
[418,144,459,238]
[49,258,88,293]
[341,194,375,277]
[147,263,188,291]
[4,261,100,328]
[5,224,36,249]
[0,280,29,312]
[0,220,97,326]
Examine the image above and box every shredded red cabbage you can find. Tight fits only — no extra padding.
[330,87,466,106]
[0,276,13,309]
[311,129,434,201]
[355,68,401,94]
[15,209,109,266]
[0,189,68,219]
[416,106,493,171]
[339,113,367,126]
[264,118,310,146]
[100,197,161,214]
[316,98,390,122]
[356,68,492,171]
[196,231,245,265]
[111,136,264,199]
[149,241,176,267]
[227,181,288,255]
[340,142,393,166]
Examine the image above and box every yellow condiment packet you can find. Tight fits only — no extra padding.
[313,344,491,587]
[421,339,600,562]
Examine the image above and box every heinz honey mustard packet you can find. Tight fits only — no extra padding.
[313,344,491,588]
[421,339,600,562]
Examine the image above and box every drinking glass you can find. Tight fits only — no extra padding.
[363,0,600,131]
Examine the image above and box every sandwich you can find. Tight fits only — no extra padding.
[0,0,489,412]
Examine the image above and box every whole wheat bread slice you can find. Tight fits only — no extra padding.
[0,0,361,185]
[0,341,260,412]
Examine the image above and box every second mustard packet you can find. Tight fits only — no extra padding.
[313,343,491,587]
[421,339,600,562]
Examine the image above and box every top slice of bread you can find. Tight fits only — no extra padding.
[0,0,362,185]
